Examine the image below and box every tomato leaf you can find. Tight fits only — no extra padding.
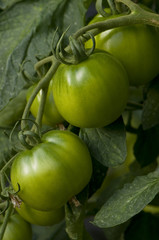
[93,166,159,228]
[79,117,127,167]
[124,211,159,240]
[0,0,87,111]
[142,78,159,130]
[134,125,159,167]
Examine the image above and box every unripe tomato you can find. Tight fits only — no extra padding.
[0,213,32,240]
[53,50,129,128]
[11,130,92,211]
[86,10,159,86]
[16,202,64,226]
[27,80,64,126]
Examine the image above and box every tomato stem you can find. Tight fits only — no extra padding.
[34,56,54,78]
[0,153,19,175]
[73,1,159,41]
[0,203,13,240]
[21,58,60,131]
[107,0,118,15]
[95,0,110,17]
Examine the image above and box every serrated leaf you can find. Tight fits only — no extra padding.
[93,167,159,228]
[124,211,159,240]
[0,0,87,111]
[80,117,127,167]
[134,125,159,167]
[142,79,159,130]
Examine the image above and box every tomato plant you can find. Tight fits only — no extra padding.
[11,130,92,211]
[16,202,64,226]
[27,80,64,126]
[53,50,129,128]
[0,214,32,240]
[1,0,159,240]
[86,10,159,86]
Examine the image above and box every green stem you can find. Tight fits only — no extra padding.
[95,0,109,17]
[0,203,13,240]
[73,0,159,40]
[21,58,60,131]
[0,174,6,191]
[107,0,118,14]
[0,153,19,174]
[34,56,54,78]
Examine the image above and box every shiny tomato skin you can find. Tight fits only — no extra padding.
[16,202,64,226]
[52,51,129,128]
[11,130,92,211]
[0,214,32,240]
[27,80,64,126]
[86,11,159,86]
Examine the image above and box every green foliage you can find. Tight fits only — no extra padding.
[1,0,159,239]
[80,117,127,167]
[0,0,87,111]
[94,166,159,228]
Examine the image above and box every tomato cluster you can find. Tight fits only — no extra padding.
[11,130,92,226]
[9,4,159,230]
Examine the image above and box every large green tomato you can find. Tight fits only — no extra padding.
[27,80,64,126]
[86,10,159,86]
[53,51,129,128]
[11,130,92,211]
[16,202,64,226]
[0,213,32,240]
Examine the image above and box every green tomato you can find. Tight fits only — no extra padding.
[0,213,32,240]
[11,130,92,211]
[16,202,64,226]
[27,80,64,126]
[86,10,159,86]
[53,50,129,128]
